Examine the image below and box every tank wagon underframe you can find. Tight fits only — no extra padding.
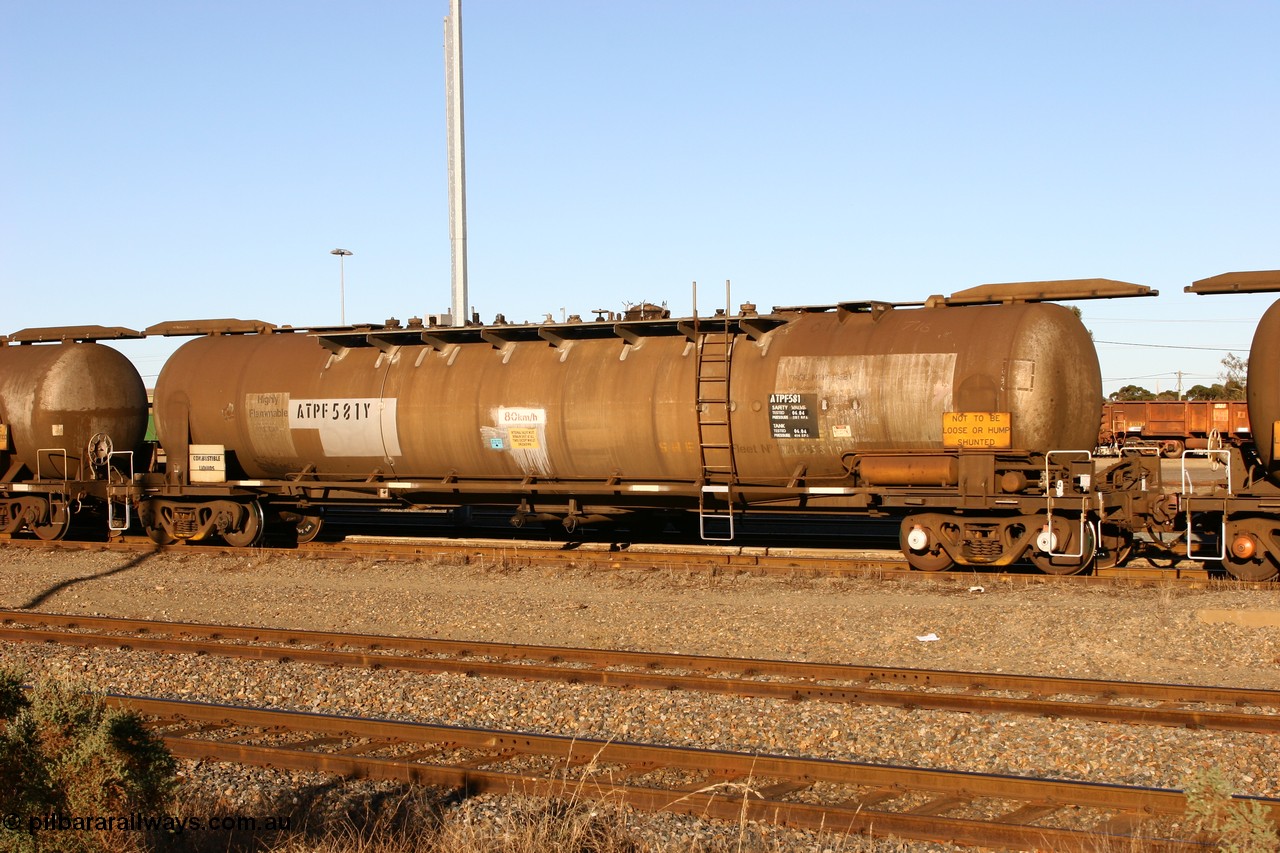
[140,450,1136,532]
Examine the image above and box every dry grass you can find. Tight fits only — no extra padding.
[164,778,920,853]
[262,792,915,853]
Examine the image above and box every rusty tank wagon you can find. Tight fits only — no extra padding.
[138,279,1158,574]
[0,326,148,539]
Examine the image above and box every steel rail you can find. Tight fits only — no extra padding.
[111,693,1275,852]
[0,533,1247,585]
[7,611,1278,733]
[249,536,1231,583]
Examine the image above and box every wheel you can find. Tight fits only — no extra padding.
[222,501,265,548]
[905,548,956,572]
[1222,520,1280,581]
[139,502,177,545]
[295,514,323,544]
[145,523,176,546]
[1028,517,1096,575]
[900,517,956,572]
[31,505,70,541]
[1223,550,1278,582]
[1223,553,1279,582]
[1094,526,1135,570]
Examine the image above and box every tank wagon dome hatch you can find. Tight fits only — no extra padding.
[2,325,145,344]
[144,319,277,336]
[1186,270,1280,295]
[935,278,1157,304]
[774,278,1158,315]
[129,279,1158,352]
[302,309,795,354]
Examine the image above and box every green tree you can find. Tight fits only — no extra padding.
[1109,385,1155,401]
[0,671,177,853]
[1220,353,1248,400]
[1186,384,1227,401]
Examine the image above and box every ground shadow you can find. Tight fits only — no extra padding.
[14,550,159,610]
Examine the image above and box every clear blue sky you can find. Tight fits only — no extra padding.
[3,1,1277,393]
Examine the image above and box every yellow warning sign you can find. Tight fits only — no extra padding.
[942,412,1011,449]
[509,427,540,450]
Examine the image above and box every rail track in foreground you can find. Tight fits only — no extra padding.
[5,611,1279,734]
[111,692,1278,852]
[0,533,1252,586]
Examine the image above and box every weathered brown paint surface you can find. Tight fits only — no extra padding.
[0,342,148,478]
[1249,299,1280,479]
[154,302,1101,483]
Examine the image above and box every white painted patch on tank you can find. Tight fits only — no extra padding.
[1007,358,1035,392]
[482,407,552,477]
[776,354,956,445]
[288,398,402,457]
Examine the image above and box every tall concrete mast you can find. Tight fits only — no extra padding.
[444,0,468,326]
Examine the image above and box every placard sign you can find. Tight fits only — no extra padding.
[770,393,818,439]
[942,412,1011,449]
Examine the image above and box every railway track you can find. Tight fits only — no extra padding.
[109,692,1279,852]
[0,532,1246,586]
[5,610,1278,733]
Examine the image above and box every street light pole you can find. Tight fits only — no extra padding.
[444,0,468,327]
[330,248,353,325]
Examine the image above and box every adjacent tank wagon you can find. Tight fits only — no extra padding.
[0,326,148,539]
[1184,270,1280,580]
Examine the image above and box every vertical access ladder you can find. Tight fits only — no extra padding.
[693,280,737,540]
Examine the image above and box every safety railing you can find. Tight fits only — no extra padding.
[1181,449,1232,561]
[1042,450,1094,560]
